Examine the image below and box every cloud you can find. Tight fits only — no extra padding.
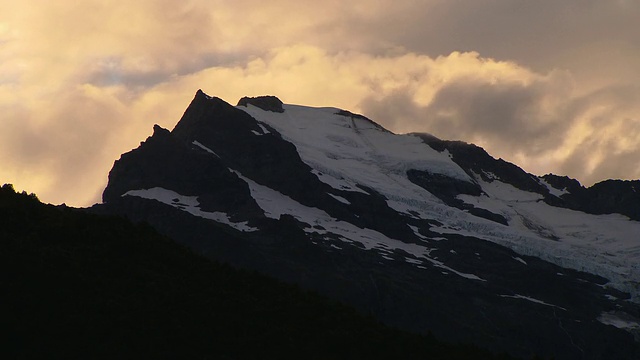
[555,86,640,184]
[413,72,574,155]
[360,67,640,186]
[1,1,639,206]
[357,53,573,160]
[0,85,126,204]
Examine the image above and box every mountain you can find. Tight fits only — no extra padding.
[2,184,515,359]
[96,90,640,359]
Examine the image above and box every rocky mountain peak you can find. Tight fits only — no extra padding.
[97,90,640,360]
[237,95,284,113]
[152,124,170,137]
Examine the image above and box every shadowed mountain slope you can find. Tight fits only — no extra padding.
[1,184,515,359]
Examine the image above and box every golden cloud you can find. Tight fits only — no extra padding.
[1,1,639,206]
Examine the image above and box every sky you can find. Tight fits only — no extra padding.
[1,1,639,207]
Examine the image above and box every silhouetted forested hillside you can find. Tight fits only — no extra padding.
[1,184,517,359]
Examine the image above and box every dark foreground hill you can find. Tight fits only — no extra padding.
[0,184,514,359]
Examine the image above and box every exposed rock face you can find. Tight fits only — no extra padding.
[237,95,285,113]
[544,176,640,221]
[417,133,640,220]
[97,90,640,360]
[415,134,549,194]
[336,109,390,132]
[406,169,508,225]
[540,174,583,194]
[582,180,640,220]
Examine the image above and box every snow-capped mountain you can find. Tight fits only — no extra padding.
[97,90,640,359]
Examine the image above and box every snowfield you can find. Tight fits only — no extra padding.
[237,103,640,301]
[123,187,258,232]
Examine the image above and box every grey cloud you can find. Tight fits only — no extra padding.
[559,87,640,184]
[359,89,424,132]
[423,80,570,154]
[361,78,640,186]
[559,133,640,186]
[361,77,573,155]
[587,149,640,185]
[86,51,265,89]
[322,1,640,72]
[87,60,180,89]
